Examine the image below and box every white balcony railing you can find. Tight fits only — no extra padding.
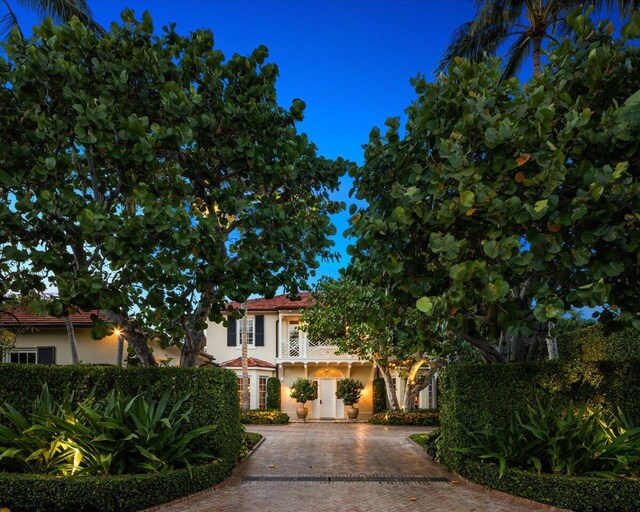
[279,329,356,360]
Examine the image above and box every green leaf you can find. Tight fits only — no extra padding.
[416,297,434,315]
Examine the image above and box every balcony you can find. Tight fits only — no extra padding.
[278,327,358,362]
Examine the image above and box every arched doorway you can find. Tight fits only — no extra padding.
[312,367,344,419]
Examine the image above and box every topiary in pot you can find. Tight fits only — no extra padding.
[336,378,364,420]
[290,378,316,421]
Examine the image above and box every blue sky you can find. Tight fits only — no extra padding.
[9,0,482,281]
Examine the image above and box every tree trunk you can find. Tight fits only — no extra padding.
[402,360,435,411]
[463,335,506,363]
[103,311,157,367]
[116,335,124,367]
[374,358,400,411]
[180,329,207,367]
[64,315,79,365]
[241,302,250,412]
[533,35,542,76]
[546,322,559,360]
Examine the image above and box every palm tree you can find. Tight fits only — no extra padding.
[439,0,640,78]
[1,0,103,40]
[241,301,250,413]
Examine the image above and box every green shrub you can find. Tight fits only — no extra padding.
[410,430,441,459]
[244,432,263,451]
[0,461,229,512]
[0,365,244,469]
[335,378,364,407]
[439,362,640,472]
[0,384,215,475]
[240,410,289,424]
[463,462,640,512]
[459,395,640,478]
[557,323,640,363]
[290,378,315,405]
[266,377,281,410]
[369,408,439,426]
[372,378,387,414]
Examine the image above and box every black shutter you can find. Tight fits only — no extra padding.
[37,347,56,365]
[227,317,237,346]
[255,315,265,346]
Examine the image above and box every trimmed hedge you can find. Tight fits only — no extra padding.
[557,324,640,363]
[266,377,281,410]
[0,364,243,463]
[439,361,640,472]
[463,462,640,512]
[369,408,439,426]
[240,409,289,424]
[0,460,228,512]
[439,361,640,512]
[372,377,387,414]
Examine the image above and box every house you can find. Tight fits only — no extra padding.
[206,293,438,420]
[0,309,195,366]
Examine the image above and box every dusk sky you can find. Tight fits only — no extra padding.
[8,1,490,282]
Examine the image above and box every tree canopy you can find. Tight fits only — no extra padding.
[349,13,640,363]
[0,11,348,365]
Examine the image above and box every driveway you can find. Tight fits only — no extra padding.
[159,423,550,512]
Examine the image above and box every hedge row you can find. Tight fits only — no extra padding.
[266,377,281,411]
[0,364,244,464]
[439,361,640,471]
[463,462,640,512]
[368,408,439,426]
[372,377,387,414]
[0,460,228,512]
[240,409,289,424]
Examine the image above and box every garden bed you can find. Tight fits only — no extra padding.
[369,408,439,426]
[461,462,640,512]
[0,461,231,512]
[240,410,289,424]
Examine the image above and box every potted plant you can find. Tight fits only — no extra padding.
[336,378,364,420]
[290,378,316,421]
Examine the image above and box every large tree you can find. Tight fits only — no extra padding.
[1,11,347,366]
[440,0,639,78]
[349,13,640,363]
[303,275,457,411]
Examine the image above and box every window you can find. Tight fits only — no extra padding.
[9,350,36,364]
[237,318,254,346]
[258,376,268,410]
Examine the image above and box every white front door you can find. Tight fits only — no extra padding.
[318,379,336,418]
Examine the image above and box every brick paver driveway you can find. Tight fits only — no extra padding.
[159,423,550,512]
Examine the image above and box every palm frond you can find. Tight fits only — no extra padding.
[0,0,22,40]
[439,1,519,72]
[16,0,104,34]
[500,32,532,79]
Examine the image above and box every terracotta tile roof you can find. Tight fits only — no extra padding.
[227,293,314,312]
[0,309,102,327]
[220,357,276,369]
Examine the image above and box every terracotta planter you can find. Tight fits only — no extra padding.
[296,405,309,420]
[347,406,360,420]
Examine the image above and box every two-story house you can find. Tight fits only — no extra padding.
[207,293,374,419]
[207,293,439,420]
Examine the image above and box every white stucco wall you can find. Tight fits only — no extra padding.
[206,312,278,365]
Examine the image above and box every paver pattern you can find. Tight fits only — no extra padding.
[159,423,550,512]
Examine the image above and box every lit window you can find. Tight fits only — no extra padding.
[237,376,251,406]
[259,376,268,410]
[237,318,254,346]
